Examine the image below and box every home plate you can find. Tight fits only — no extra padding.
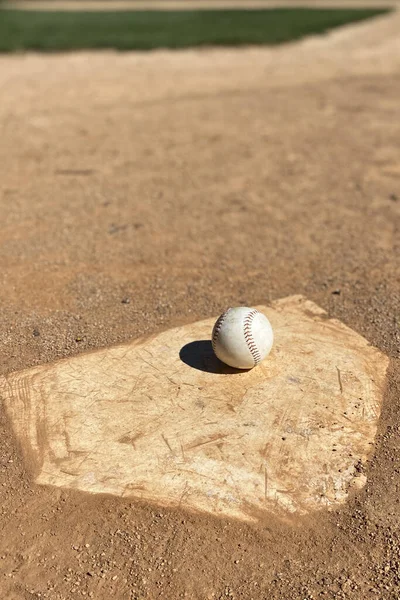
[0,296,388,522]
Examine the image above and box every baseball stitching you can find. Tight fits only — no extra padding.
[243,309,262,366]
[212,308,231,352]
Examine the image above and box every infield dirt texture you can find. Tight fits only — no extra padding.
[0,4,399,600]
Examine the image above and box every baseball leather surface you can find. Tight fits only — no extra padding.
[212,307,274,369]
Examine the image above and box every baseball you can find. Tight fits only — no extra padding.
[211,307,274,370]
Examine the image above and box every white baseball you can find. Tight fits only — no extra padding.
[211,307,274,370]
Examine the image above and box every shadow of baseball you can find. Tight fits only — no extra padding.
[179,340,245,374]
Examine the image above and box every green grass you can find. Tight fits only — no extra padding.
[0,8,389,53]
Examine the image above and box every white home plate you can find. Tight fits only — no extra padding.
[0,296,388,522]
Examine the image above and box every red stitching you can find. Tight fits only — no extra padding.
[212,308,232,351]
[243,309,261,365]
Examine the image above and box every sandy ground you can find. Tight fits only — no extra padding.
[0,7,400,600]
[2,0,399,11]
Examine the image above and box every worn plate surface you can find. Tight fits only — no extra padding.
[0,295,388,521]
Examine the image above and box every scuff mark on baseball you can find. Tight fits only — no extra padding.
[211,307,274,369]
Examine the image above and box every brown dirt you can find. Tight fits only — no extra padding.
[2,0,399,12]
[0,8,399,600]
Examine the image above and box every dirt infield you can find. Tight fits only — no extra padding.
[0,7,399,600]
[2,0,399,12]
